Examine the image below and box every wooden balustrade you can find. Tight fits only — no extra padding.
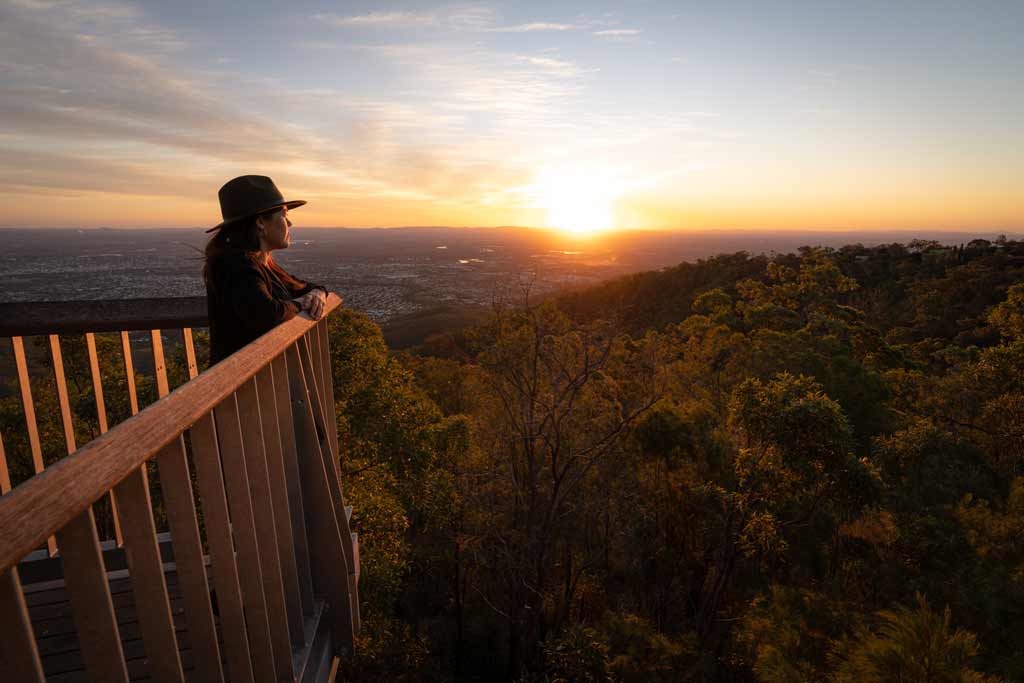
[0,295,359,682]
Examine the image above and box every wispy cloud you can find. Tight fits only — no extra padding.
[314,11,438,28]
[593,29,642,37]
[443,5,497,31]
[344,41,591,126]
[0,1,727,227]
[487,22,576,33]
[515,55,592,77]
[0,1,588,223]
[313,5,502,32]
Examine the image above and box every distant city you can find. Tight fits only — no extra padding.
[2,226,1019,326]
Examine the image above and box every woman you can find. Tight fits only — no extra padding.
[204,175,329,364]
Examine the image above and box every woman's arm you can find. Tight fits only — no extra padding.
[268,258,329,319]
[223,257,301,333]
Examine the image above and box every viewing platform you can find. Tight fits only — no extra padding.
[0,295,360,682]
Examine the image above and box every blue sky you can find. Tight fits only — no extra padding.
[1,0,1021,231]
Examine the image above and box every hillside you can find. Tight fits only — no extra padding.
[3,240,1022,681]
[557,238,1024,345]
[391,239,1024,681]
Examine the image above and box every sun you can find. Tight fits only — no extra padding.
[534,167,617,236]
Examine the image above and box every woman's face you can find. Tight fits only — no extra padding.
[257,207,292,252]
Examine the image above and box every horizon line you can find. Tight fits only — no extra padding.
[1,225,1022,236]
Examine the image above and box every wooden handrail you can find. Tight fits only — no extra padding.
[0,296,207,336]
[0,294,342,572]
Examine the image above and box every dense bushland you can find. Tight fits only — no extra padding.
[2,238,1022,681]
[371,239,1024,681]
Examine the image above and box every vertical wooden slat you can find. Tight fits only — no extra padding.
[120,331,139,415]
[350,533,361,608]
[272,353,315,617]
[309,326,342,484]
[212,396,277,683]
[0,432,10,494]
[11,337,45,477]
[113,466,185,683]
[286,343,355,652]
[87,332,124,546]
[49,334,77,455]
[189,413,254,683]
[155,436,224,683]
[12,337,54,553]
[183,328,199,379]
[255,364,306,646]
[236,379,295,678]
[307,329,327,426]
[151,330,170,399]
[299,338,353,552]
[56,509,129,683]
[316,319,341,465]
[85,333,109,433]
[0,567,45,682]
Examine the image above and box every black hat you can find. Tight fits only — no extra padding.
[208,175,306,232]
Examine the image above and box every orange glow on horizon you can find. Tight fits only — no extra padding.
[1,174,1021,233]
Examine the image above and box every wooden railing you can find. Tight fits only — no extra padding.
[0,295,360,682]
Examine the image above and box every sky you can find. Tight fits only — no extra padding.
[0,0,1021,232]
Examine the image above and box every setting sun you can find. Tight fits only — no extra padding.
[534,167,618,236]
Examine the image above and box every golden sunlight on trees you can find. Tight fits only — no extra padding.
[832,595,997,683]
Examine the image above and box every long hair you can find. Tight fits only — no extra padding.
[203,211,306,295]
[203,217,261,294]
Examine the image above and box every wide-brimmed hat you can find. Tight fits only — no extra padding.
[207,175,306,232]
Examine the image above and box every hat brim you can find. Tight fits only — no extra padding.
[206,199,306,233]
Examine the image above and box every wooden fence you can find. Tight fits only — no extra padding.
[0,295,359,682]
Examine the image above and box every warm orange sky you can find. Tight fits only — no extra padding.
[1,0,1021,233]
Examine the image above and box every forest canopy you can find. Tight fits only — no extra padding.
[2,238,1022,681]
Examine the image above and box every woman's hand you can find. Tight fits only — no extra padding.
[309,289,326,319]
[295,289,327,320]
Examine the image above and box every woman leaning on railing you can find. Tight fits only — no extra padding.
[203,175,337,365]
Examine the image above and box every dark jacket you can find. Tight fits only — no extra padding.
[206,252,323,364]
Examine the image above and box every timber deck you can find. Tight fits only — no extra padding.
[19,537,334,682]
